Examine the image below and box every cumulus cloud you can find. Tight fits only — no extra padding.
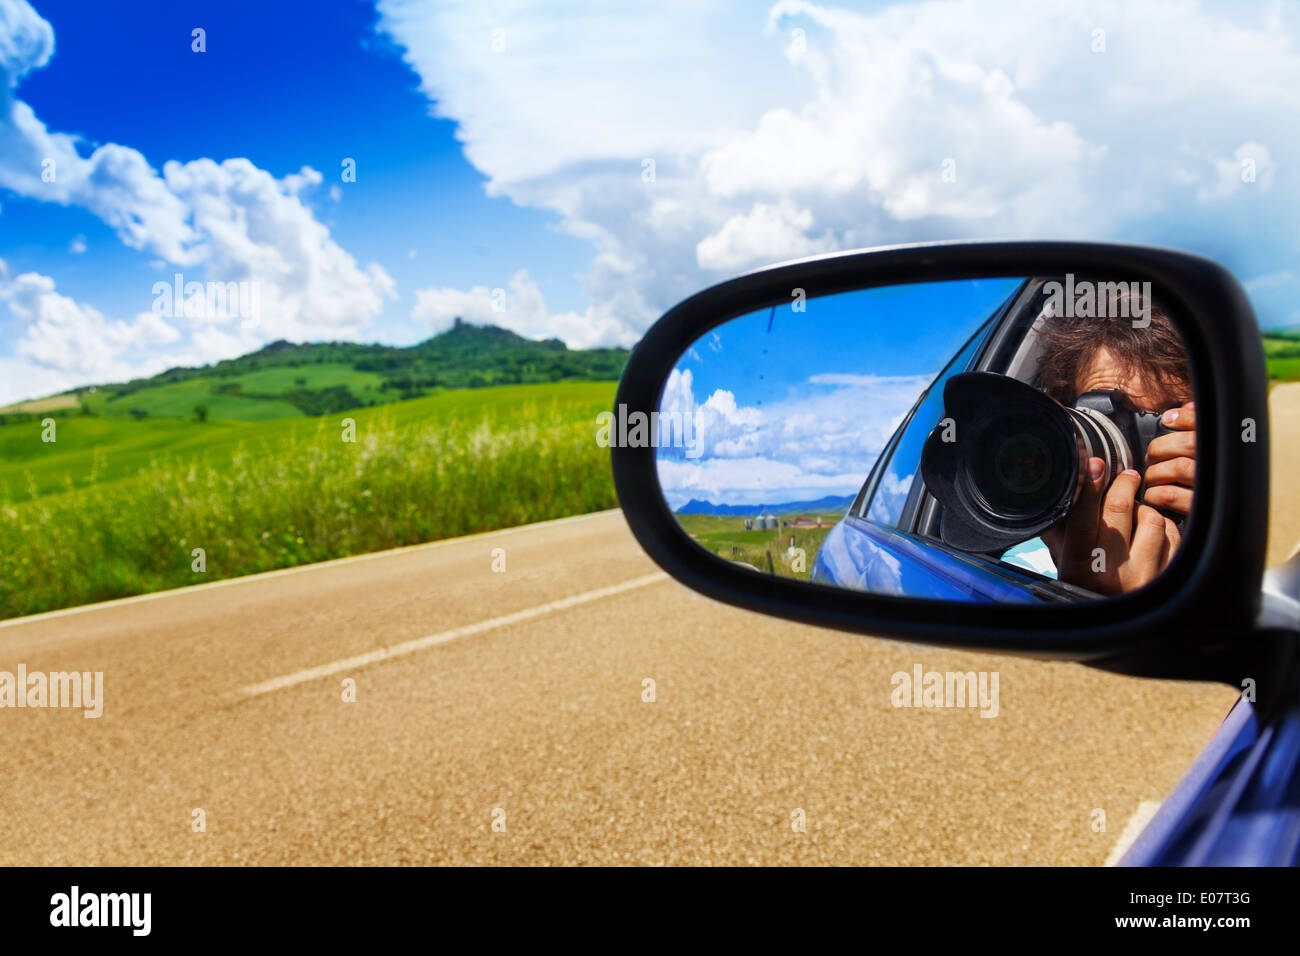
[0,259,190,402]
[158,158,396,342]
[378,0,1300,342]
[0,0,395,397]
[696,200,836,272]
[655,364,930,508]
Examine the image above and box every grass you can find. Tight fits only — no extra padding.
[80,362,401,421]
[83,377,303,420]
[1266,355,1300,383]
[222,362,386,395]
[675,512,836,581]
[0,382,617,620]
[1264,332,1300,384]
[0,382,613,503]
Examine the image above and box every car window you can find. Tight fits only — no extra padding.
[864,319,992,528]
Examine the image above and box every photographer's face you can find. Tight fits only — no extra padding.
[1075,345,1182,412]
[1044,343,1195,596]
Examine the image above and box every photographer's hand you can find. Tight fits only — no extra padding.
[1142,401,1196,516]
[1044,460,1181,595]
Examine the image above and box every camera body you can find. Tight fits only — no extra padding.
[920,373,1174,554]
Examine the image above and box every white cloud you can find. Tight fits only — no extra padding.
[656,364,930,507]
[0,357,70,407]
[808,372,937,396]
[0,0,396,391]
[658,455,868,508]
[696,200,836,272]
[374,0,808,187]
[157,158,397,341]
[68,234,86,254]
[377,0,1300,342]
[0,259,188,402]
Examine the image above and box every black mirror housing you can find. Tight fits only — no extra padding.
[611,241,1272,684]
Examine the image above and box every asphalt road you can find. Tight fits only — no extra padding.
[1,385,1294,866]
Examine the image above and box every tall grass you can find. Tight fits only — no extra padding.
[0,400,614,620]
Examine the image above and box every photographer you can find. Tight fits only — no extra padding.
[1034,291,1195,595]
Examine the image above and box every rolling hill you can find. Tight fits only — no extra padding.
[1,319,628,423]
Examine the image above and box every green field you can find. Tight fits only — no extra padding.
[80,362,397,420]
[220,362,386,395]
[1264,332,1300,384]
[674,512,835,581]
[0,381,618,620]
[83,377,304,420]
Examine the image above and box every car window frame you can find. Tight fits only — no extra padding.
[910,278,1050,539]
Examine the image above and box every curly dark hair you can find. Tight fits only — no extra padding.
[1034,284,1192,407]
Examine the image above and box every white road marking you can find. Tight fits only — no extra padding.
[237,571,670,699]
[0,509,622,630]
[1104,799,1162,866]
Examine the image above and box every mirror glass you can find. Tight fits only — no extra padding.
[655,276,1198,604]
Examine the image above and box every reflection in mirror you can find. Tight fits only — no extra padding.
[656,276,1197,604]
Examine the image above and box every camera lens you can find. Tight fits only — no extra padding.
[991,431,1053,497]
[921,374,1151,554]
[922,373,1096,552]
[964,412,1074,524]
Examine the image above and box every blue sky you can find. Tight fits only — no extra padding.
[656,278,1022,507]
[2,0,1299,405]
[676,278,1020,408]
[5,0,591,318]
[0,0,594,403]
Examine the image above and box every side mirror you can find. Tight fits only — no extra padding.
[611,242,1275,683]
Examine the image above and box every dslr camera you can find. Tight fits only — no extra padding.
[920,372,1174,554]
